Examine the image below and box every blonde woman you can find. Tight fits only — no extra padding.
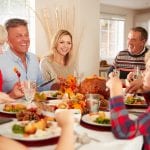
[40,29,75,82]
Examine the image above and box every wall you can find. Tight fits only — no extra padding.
[134,11,150,45]
[35,0,100,78]
[100,4,136,48]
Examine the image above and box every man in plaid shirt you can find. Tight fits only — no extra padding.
[107,51,150,150]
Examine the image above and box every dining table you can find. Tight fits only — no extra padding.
[0,98,144,150]
[28,124,143,150]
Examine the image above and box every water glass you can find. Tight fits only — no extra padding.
[22,80,36,103]
[85,94,101,113]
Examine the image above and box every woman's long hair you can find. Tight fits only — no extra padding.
[51,29,73,66]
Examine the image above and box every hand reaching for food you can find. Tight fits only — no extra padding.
[0,92,15,103]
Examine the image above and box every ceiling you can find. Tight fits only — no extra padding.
[101,0,150,10]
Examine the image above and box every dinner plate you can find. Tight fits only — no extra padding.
[0,120,61,141]
[38,100,63,116]
[47,99,63,105]
[81,112,137,127]
[125,103,147,108]
[41,90,61,99]
[0,102,28,115]
[124,95,147,108]
[81,112,111,127]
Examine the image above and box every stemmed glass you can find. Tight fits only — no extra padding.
[74,69,84,86]
[133,66,142,79]
[22,80,36,103]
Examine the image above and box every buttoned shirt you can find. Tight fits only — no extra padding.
[0,48,49,93]
[110,93,150,150]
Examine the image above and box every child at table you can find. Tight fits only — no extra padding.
[106,51,150,150]
[0,110,75,150]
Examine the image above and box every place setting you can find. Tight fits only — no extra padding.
[124,94,148,109]
[79,93,111,131]
[0,103,61,146]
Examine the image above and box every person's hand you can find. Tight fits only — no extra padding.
[106,72,123,97]
[8,82,24,99]
[126,72,136,83]
[55,110,74,129]
[0,136,27,150]
[125,78,143,94]
[0,92,15,103]
[55,110,75,150]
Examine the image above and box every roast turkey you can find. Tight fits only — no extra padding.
[79,76,109,99]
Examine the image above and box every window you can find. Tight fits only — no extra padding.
[0,0,35,53]
[99,13,125,64]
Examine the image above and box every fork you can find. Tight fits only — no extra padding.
[75,132,100,150]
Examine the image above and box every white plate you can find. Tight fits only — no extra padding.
[124,95,147,107]
[82,112,111,127]
[0,102,28,114]
[47,100,63,105]
[0,120,61,141]
[55,109,82,123]
[125,103,147,107]
[40,100,63,116]
[82,112,137,127]
[41,90,60,99]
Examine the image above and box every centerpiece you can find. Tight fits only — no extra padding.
[57,75,86,113]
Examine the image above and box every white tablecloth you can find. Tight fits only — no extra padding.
[29,125,143,150]
[0,99,143,150]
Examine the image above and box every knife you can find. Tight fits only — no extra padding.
[0,117,13,125]
[37,78,55,88]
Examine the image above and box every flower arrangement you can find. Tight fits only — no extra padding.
[59,75,78,98]
[58,75,86,113]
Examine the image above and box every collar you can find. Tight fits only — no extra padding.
[129,47,146,56]
[7,47,30,62]
[138,47,146,55]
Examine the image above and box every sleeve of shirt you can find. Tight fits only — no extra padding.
[107,65,115,76]
[143,91,150,106]
[36,66,52,92]
[110,95,150,139]
[40,58,57,82]
[40,58,52,82]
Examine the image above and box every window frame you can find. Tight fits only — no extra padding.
[99,13,125,64]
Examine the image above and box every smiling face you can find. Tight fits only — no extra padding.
[56,34,72,56]
[143,59,150,90]
[7,25,30,56]
[127,30,145,55]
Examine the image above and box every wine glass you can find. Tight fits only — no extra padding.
[74,69,83,86]
[22,80,36,103]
